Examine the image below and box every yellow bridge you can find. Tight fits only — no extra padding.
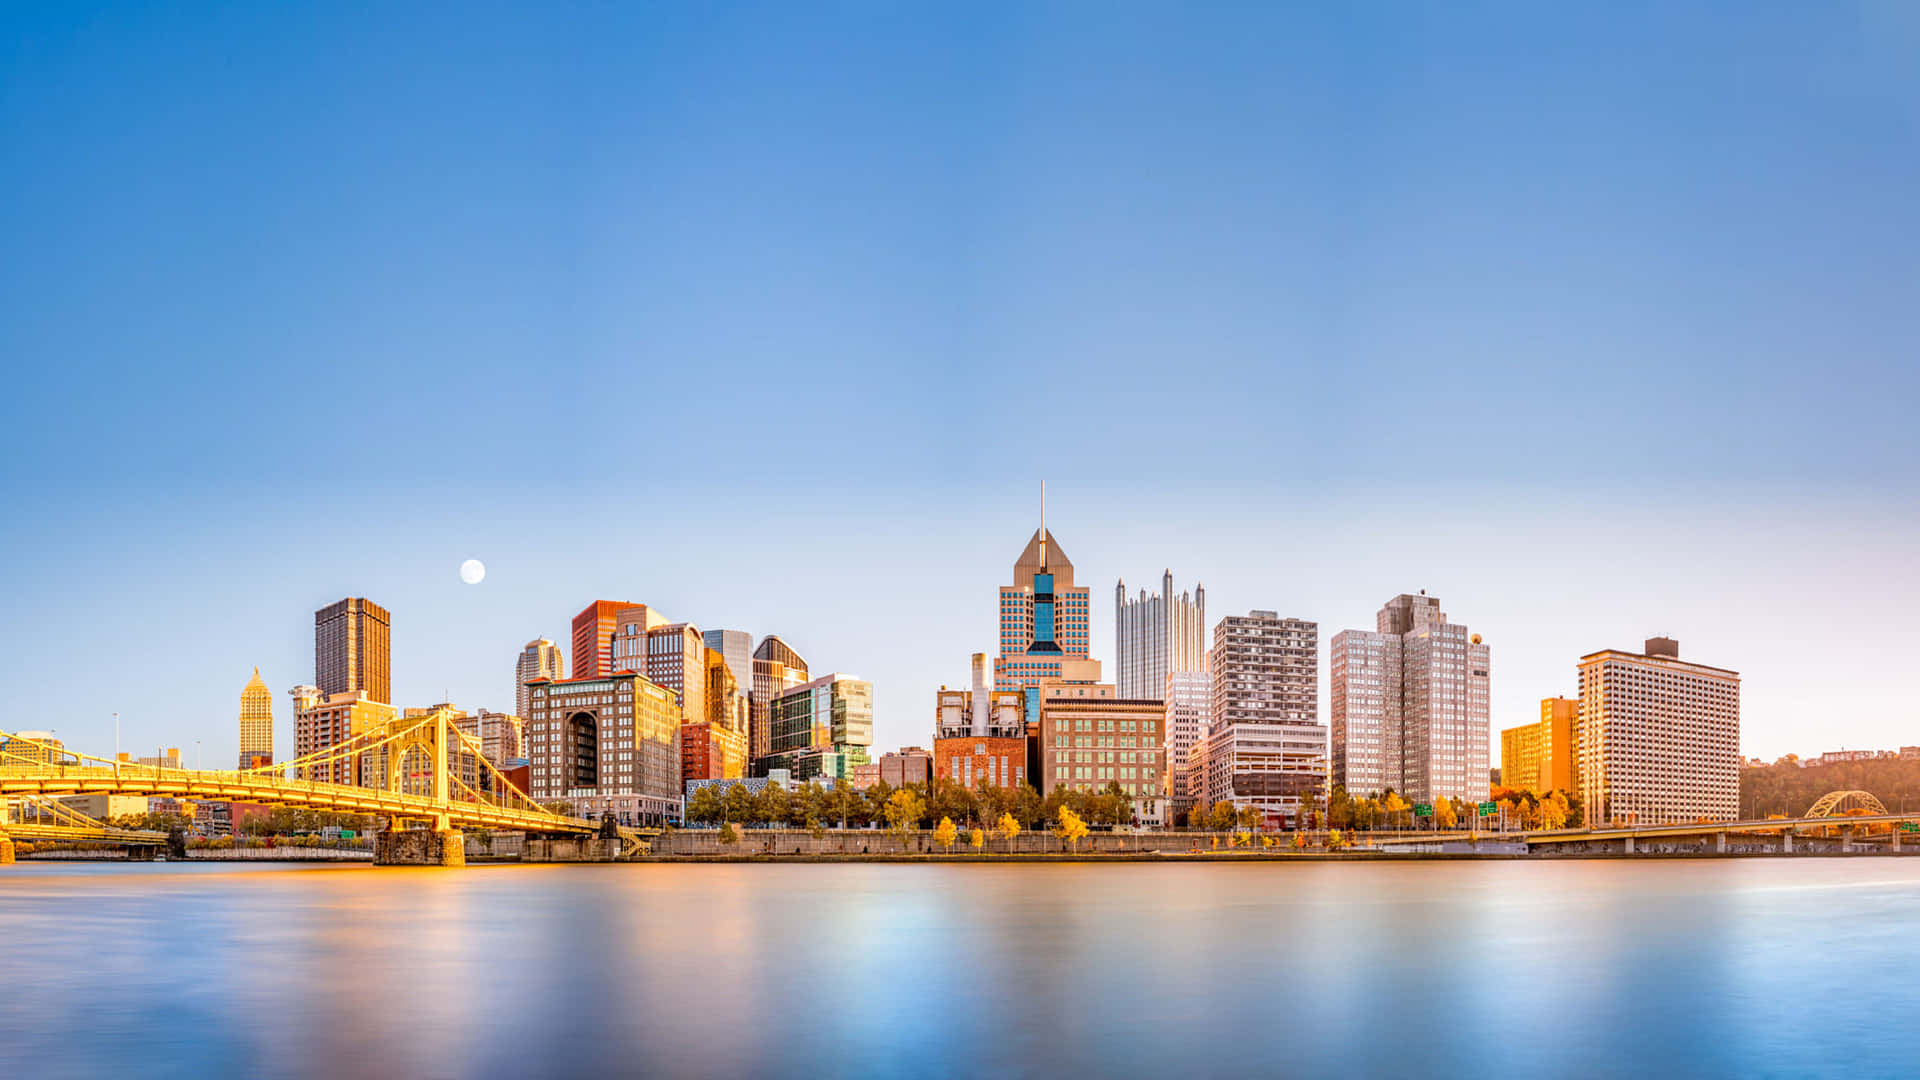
[0,710,602,866]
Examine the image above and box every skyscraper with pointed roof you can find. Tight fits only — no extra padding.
[238,667,274,769]
[1115,569,1207,702]
[993,492,1100,704]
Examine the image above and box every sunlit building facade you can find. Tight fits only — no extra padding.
[238,667,274,769]
[1330,593,1490,803]
[292,690,395,785]
[760,673,874,783]
[315,597,391,705]
[995,526,1100,701]
[1578,638,1739,826]
[1037,682,1167,822]
[516,638,565,718]
[525,672,681,823]
[751,636,810,768]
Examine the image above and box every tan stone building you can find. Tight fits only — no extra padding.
[291,689,396,785]
[525,673,681,824]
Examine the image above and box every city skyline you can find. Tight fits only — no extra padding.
[3,5,1917,769]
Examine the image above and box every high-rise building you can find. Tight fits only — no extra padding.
[525,672,682,825]
[454,708,526,766]
[682,646,749,783]
[750,636,809,766]
[570,601,664,679]
[1330,593,1490,803]
[1578,637,1739,825]
[994,515,1100,702]
[516,639,565,718]
[315,598,391,704]
[1163,670,1212,812]
[238,667,274,769]
[1115,570,1206,701]
[1500,697,1578,794]
[137,748,184,769]
[703,628,753,711]
[626,622,707,729]
[760,673,874,783]
[1036,682,1168,824]
[1197,611,1324,824]
[292,690,396,785]
[933,654,1031,791]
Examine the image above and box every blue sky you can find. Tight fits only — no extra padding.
[3,3,1916,765]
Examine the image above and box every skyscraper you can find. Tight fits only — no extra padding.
[1163,669,1212,812]
[993,511,1100,704]
[703,629,753,709]
[1199,611,1324,824]
[761,673,875,782]
[1578,637,1739,825]
[1330,592,1490,803]
[314,598,391,704]
[751,636,809,766]
[238,667,274,769]
[570,601,663,679]
[516,638,565,717]
[1115,570,1206,701]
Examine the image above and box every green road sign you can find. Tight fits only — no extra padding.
[1901,823,1918,834]
[1413,803,1434,817]
[1478,802,1498,816]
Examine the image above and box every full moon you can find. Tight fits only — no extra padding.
[459,559,486,585]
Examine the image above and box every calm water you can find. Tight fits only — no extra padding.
[2,859,1917,1078]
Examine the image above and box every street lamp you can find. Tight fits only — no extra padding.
[113,712,120,773]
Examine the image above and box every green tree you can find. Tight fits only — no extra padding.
[753,783,791,826]
[1014,783,1045,828]
[686,785,725,824]
[718,821,739,846]
[723,783,756,824]
[829,778,859,828]
[864,779,896,825]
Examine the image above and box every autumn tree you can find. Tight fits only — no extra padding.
[1434,797,1458,830]
[1207,801,1237,831]
[997,812,1022,843]
[933,816,958,850]
[969,827,985,852]
[885,788,926,846]
[1053,806,1090,852]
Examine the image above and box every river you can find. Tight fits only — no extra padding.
[2,859,1915,1078]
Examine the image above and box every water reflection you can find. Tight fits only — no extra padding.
[1,860,1916,1078]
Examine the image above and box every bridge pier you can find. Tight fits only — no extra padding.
[1623,836,1635,855]
[374,828,466,867]
[0,836,13,865]
[1715,832,1727,854]
[1782,833,1793,854]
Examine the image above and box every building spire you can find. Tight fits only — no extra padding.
[1039,480,1047,572]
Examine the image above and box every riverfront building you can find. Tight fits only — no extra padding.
[238,667,274,769]
[1577,637,1739,825]
[315,598,391,705]
[525,672,682,823]
[1163,670,1211,814]
[1036,682,1167,823]
[758,673,874,783]
[933,654,1031,791]
[1114,570,1206,702]
[515,638,565,718]
[1199,611,1324,824]
[1500,697,1578,794]
[1330,593,1490,803]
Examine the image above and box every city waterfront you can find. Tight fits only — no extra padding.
[3,860,1916,1078]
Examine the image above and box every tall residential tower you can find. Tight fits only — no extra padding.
[315,598,391,705]
[1329,592,1490,803]
[516,638,565,718]
[1578,637,1739,825]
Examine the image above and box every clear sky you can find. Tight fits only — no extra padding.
[3,3,1917,767]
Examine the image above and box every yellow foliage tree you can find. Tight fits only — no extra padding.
[1434,797,1458,829]
[969,827,985,851]
[933,816,957,850]
[996,811,1022,843]
[1291,830,1306,850]
[1327,829,1346,850]
[1053,807,1090,852]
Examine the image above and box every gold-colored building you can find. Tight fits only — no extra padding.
[292,688,396,785]
[1037,682,1166,821]
[239,667,274,769]
[1501,697,1580,794]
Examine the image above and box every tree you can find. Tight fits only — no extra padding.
[1382,791,1411,829]
[1014,783,1045,828]
[723,783,755,825]
[1327,828,1346,851]
[997,812,1022,843]
[864,779,896,825]
[1052,806,1090,852]
[686,785,725,825]
[969,827,985,852]
[933,817,958,851]
[1540,790,1571,831]
[1434,797,1458,830]
[1292,830,1307,850]
[1207,801,1237,832]
[718,822,739,846]
[884,788,925,846]
[828,778,859,829]
[753,783,791,826]
[1234,805,1262,833]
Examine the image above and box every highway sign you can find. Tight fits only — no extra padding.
[1478,802,1497,815]
[1413,803,1433,817]
[1901,823,1919,834]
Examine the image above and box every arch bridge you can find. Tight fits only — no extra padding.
[0,710,605,865]
[1804,790,1887,818]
